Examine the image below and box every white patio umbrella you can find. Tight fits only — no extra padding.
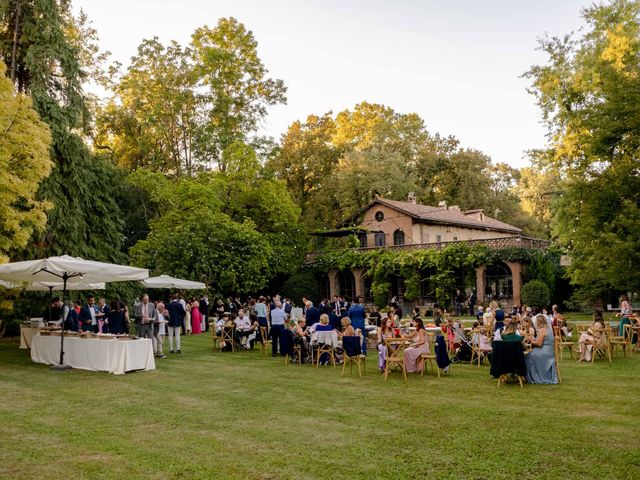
[142,274,206,290]
[0,255,148,368]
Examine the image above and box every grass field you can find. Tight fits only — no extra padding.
[1,332,639,480]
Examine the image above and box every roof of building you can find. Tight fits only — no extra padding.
[367,197,522,234]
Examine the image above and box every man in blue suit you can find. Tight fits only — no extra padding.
[78,295,98,332]
[348,297,367,354]
[305,301,320,327]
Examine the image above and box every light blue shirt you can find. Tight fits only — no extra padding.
[270,307,286,326]
[255,303,267,317]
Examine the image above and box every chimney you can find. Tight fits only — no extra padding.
[407,192,416,204]
[438,200,447,209]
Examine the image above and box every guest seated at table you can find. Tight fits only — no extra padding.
[524,314,558,384]
[518,316,535,337]
[368,306,382,327]
[500,322,523,342]
[246,314,260,349]
[315,314,335,332]
[338,317,356,338]
[616,299,633,336]
[293,317,310,363]
[578,311,607,362]
[403,318,430,374]
[105,300,126,334]
[234,309,253,349]
[377,317,396,372]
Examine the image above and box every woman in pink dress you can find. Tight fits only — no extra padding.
[191,298,202,334]
[403,318,430,374]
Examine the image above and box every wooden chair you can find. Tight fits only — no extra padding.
[342,335,366,377]
[210,328,222,351]
[315,343,336,368]
[609,323,633,358]
[553,326,575,360]
[259,326,272,356]
[497,373,525,388]
[384,338,410,381]
[420,333,441,377]
[469,328,490,367]
[221,326,235,352]
[553,332,562,383]
[285,344,303,365]
[592,328,612,364]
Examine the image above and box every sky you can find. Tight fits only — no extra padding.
[75,0,590,168]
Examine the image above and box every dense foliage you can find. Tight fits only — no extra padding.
[526,0,640,302]
[0,60,52,263]
[268,102,547,238]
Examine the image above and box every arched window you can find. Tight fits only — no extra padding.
[358,233,368,248]
[374,232,386,247]
[484,263,513,300]
[393,229,405,246]
[338,270,356,301]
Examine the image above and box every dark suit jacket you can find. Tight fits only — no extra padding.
[199,300,208,316]
[166,301,186,327]
[306,306,320,326]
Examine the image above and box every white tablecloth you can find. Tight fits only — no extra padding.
[20,326,41,349]
[31,335,156,375]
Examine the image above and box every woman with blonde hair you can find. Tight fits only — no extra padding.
[339,317,355,337]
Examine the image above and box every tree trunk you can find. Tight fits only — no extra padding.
[10,1,22,85]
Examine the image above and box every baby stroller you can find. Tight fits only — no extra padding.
[449,325,473,364]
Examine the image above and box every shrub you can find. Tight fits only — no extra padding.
[281,270,321,304]
[520,280,551,308]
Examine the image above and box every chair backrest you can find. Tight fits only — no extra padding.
[384,338,410,357]
[222,326,234,342]
[342,336,362,357]
[623,323,633,342]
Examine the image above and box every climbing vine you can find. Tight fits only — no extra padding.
[309,244,559,306]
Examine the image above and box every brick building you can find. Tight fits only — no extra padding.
[309,195,549,310]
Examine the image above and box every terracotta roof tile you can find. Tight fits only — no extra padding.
[375,198,521,234]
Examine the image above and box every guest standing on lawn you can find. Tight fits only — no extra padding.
[166,294,186,354]
[191,298,202,335]
[135,294,156,340]
[270,301,287,356]
[348,297,367,354]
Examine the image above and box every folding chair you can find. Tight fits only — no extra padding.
[384,338,410,381]
[342,336,366,377]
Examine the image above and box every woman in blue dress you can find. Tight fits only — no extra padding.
[525,314,559,384]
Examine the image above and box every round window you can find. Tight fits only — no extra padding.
[374,211,384,222]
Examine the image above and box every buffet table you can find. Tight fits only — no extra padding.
[20,326,41,349]
[31,335,156,375]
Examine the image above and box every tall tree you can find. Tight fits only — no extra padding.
[191,18,287,171]
[0,60,52,263]
[525,0,640,300]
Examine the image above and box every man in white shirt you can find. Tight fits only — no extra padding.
[234,309,252,348]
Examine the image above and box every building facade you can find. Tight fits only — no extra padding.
[309,196,549,311]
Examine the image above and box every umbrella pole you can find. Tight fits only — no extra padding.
[51,273,71,371]
[48,286,53,324]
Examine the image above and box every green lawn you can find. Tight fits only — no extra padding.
[1,334,639,480]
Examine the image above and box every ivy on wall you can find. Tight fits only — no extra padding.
[309,244,559,306]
